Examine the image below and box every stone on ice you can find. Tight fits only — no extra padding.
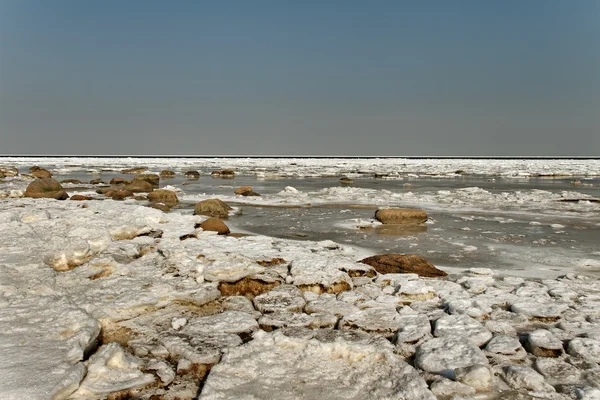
[415,337,488,378]
[433,314,493,347]
[200,329,435,400]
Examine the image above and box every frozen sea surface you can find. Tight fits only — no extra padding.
[5,157,597,277]
[1,157,600,399]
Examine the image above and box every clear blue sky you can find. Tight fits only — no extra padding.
[1,0,599,155]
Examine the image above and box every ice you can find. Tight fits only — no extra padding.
[339,307,404,338]
[567,338,600,362]
[71,343,155,397]
[484,335,526,360]
[414,337,489,378]
[200,329,435,400]
[433,314,493,346]
[501,365,554,392]
[528,329,564,357]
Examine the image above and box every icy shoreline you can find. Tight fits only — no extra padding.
[1,156,599,178]
[1,196,600,399]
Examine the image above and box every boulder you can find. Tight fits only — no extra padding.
[134,173,160,188]
[375,208,428,225]
[359,254,447,277]
[24,178,69,200]
[234,186,260,196]
[121,167,148,174]
[147,189,179,207]
[70,195,93,201]
[31,168,52,178]
[125,180,154,193]
[89,179,106,185]
[194,199,232,218]
[339,177,353,184]
[211,169,235,177]
[149,203,171,212]
[105,189,134,200]
[198,218,230,235]
[184,170,200,179]
[160,170,176,178]
[109,177,130,185]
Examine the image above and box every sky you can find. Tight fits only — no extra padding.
[0,0,599,156]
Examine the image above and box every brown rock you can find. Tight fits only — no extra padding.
[111,190,134,200]
[149,203,171,212]
[70,194,93,201]
[359,254,447,277]
[339,177,354,184]
[24,178,69,200]
[90,179,106,185]
[184,170,200,179]
[198,217,230,235]
[0,166,19,177]
[193,198,232,218]
[134,173,160,188]
[147,189,179,207]
[374,208,428,225]
[60,179,83,184]
[32,168,52,178]
[121,167,148,174]
[211,169,235,178]
[160,170,176,178]
[110,177,130,185]
[125,180,154,193]
[234,186,253,195]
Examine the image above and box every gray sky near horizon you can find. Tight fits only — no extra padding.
[1,1,599,156]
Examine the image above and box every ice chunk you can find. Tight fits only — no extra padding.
[415,337,488,378]
[433,314,493,346]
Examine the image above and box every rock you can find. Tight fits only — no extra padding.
[29,166,52,178]
[147,189,179,207]
[359,254,447,277]
[433,314,493,347]
[110,177,130,185]
[0,166,19,176]
[234,185,261,196]
[23,178,69,200]
[89,179,106,185]
[149,203,170,212]
[70,195,93,201]
[211,169,235,177]
[193,199,232,218]
[454,364,492,392]
[105,189,134,200]
[527,329,563,357]
[198,217,230,235]
[59,179,83,184]
[415,337,489,378]
[199,329,435,400]
[133,173,160,188]
[234,186,253,195]
[502,365,554,392]
[160,170,176,178]
[121,167,148,174]
[339,177,354,184]
[374,208,428,225]
[184,170,200,179]
[125,180,155,193]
